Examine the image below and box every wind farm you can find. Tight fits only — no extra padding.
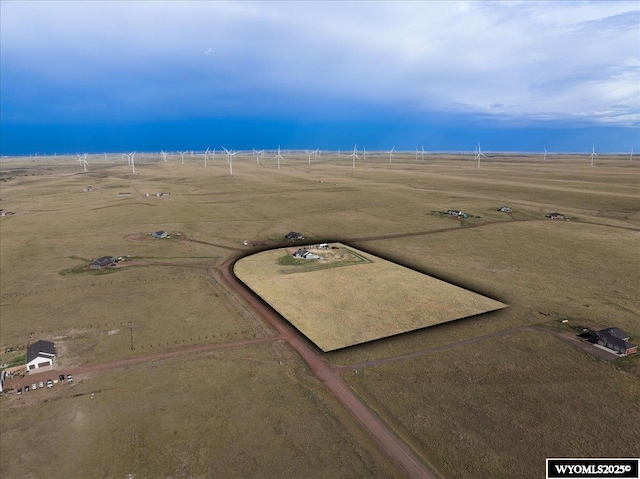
[1,145,638,479]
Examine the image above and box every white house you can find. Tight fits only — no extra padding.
[26,340,56,373]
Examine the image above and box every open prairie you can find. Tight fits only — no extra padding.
[1,152,638,479]
[235,243,506,351]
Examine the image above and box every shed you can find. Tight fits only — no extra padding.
[151,231,168,239]
[285,231,304,240]
[26,340,56,372]
[498,206,513,212]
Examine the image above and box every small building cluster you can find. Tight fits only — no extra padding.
[497,206,513,213]
[145,192,171,197]
[546,212,567,220]
[293,248,320,260]
[26,340,56,373]
[151,231,169,239]
[285,231,304,240]
[446,210,467,218]
[588,327,637,356]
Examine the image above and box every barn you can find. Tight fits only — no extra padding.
[90,256,116,269]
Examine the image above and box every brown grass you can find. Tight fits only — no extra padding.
[235,243,506,351]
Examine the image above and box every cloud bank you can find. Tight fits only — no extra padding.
[1,1,638,125]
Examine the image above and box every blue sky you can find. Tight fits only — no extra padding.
[1,1,638,155]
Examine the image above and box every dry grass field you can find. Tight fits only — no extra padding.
[1,342,398,479]
[1,152,638,478]
[344,329,640,478]
[235,243,506,351]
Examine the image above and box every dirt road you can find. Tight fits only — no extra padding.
[217,258,439,479]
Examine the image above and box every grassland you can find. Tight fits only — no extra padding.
[235,243,506,351]
[344,329,640,478]
[1,152,638,479]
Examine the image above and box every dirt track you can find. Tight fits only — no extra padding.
[216,258,438,479]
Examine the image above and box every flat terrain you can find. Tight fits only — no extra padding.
[1,152,638,479]
[235,243,506,351]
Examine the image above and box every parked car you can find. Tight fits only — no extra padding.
[46,380,53,388]
[67,375,73,384]
[38,381,44,389]
[59,374,65,383]
[32,383,37,390]
[24,385,30,392]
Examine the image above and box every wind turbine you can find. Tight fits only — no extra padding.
[421,145,426,162]
[222,147,238,176]
[179,151,187,165]
[630,146,633,162]
[273,146,285,170]
[544,147,547,161]
[161,150,168,163]
[476,142,486,169]
[349,144,359,169]
[590,144,597,167]
[203,148,210,168]
[304,150,316,165]
[415,148,419,161]
[388,147,395,164]
[362,147,367,161]
[77,153,89,172]
[130,151,136,174]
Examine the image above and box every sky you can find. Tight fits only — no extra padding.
[1,1,639,155]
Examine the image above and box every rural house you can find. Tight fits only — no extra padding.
[26,340,56,372]
[285,231,304,240]
[151,231,168,239]
[293,249,320,260]
[498,206,513,212]
[90,256,116,270]
[546,212,567,220]
[590,328,637,356]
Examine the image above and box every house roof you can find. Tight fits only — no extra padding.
[91,256,116,267]
[597,327,630,341]
[596,328,636,351]
[26,340,56,363]
[153,231,166,235]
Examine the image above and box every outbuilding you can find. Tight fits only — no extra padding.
[151,231,169,239]
[498,206,513,213]
[26,340,56,373]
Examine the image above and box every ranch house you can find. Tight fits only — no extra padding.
[590,328,637,356]
[91,256,117,269]
[26,340,56,373]
[151,231,168,239]
[285,231,304,240]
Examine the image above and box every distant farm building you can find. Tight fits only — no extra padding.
[26,340,56,373]
[157,192,171,197]
[498,206,513,212]
[83,186,94,192]
[589,328,637,356]
[118,192,132,197]
[285,231,304,240]
[0,209,14,216]
[90,256,117,270]
[546,212,567,220]
[151,231,169,239]
[446,210,467,218]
